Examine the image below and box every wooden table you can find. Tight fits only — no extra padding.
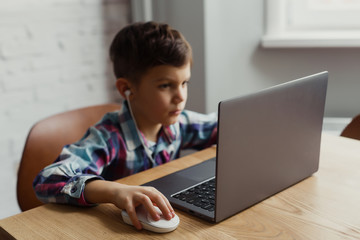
[1,134,360,239]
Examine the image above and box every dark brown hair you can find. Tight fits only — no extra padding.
[109,21,192,85]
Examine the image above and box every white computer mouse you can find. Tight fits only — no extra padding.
[121,205,180,233]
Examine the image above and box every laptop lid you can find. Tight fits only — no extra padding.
[143,71,328,223]
[215,71,328,222]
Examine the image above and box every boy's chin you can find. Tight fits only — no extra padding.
[163,117,180,126]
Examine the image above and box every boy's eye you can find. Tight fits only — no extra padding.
[159,83,171,89]
[158,80,189,89]
[182,80,189,86]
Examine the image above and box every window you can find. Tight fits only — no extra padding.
[262,0,360,47]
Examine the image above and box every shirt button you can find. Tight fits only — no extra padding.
[71,186,77,193]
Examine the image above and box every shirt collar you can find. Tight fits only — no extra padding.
[161,126,177,143]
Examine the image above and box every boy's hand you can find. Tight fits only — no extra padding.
[84,180,175,230]
[113,185,175,230]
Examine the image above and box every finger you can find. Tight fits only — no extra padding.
[152,193,174,220]
[144,188,174,220]
[159,192,175,213]
[162,194,176,218]
[156,189,176,218]
[140,195,161,221]
[155,197,174,220]
[126,206,142,230]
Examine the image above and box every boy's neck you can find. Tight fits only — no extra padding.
[129,102,162,142]
[138,124,162,143]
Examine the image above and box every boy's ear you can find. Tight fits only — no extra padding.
[116,78,132,99]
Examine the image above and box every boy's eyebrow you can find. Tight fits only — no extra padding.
[154,76,191,82]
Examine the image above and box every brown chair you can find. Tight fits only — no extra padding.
[17,103,121,211]
[340,114,360,140]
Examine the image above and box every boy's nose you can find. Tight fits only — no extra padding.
[174,87,186,103]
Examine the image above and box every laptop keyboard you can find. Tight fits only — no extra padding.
[171,177,216,212]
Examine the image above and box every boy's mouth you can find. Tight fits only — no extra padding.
[169,109,182,116]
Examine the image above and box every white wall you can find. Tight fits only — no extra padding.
[204,0,360,117]
[152,0,206,113]
[153,0,360,117]
[0,0,130,219]
[204,0,266,112]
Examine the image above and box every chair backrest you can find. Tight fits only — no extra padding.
[17,103,121,211]
[340,114,360,141]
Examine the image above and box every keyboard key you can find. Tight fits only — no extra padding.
[171,178,216,212]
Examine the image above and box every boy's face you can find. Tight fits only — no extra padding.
[130,62,191,131]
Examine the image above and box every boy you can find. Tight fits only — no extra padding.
[33,22,217,230]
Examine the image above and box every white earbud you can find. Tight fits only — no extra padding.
[124,90,131,99]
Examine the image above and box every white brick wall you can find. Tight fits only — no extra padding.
[0,0,130,219]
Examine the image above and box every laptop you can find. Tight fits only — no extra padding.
[143,71,328,222]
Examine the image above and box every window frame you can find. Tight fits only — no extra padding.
[262,0,360,48]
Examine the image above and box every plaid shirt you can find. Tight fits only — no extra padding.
[33,101,217,206]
